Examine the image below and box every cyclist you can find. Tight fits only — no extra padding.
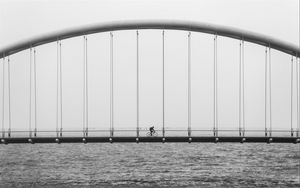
[149,126,155,136]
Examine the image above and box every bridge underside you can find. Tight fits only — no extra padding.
[1,136,299,144]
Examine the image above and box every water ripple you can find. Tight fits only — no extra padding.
[0,143,299,187]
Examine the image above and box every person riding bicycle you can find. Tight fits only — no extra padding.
[149,126,155,136]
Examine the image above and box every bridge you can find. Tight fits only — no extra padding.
[0,20,299,144]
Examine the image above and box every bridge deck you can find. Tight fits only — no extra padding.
[1,136,299,144]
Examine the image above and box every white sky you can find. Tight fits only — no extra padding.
[0,0,299,137]
[0,0,299,47]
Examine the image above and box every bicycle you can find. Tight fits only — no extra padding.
[146,130,158,137]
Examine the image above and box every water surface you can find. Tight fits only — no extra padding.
[0,143,299,187]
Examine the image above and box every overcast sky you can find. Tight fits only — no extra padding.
[0,0,299,47]
[0,0,299,137]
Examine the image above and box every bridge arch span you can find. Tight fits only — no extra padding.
[0,20,299,58]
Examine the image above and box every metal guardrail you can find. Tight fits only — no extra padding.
[1,129,299,144]
[1,129,299,138]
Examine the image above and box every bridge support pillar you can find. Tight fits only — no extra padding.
[55,138,60,144]
[1,138,7,144]
[240,137,246,143]
[28,138,34,144]
[214,137,219,143]
[267,137,273,144]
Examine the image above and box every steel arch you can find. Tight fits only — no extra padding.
[0,20,299,58]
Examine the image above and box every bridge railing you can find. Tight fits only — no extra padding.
[1,129,299,138]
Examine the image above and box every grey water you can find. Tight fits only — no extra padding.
[0,143,299,187]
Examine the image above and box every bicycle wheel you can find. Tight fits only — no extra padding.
[146,132,151,137]
[152,132,158,137]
